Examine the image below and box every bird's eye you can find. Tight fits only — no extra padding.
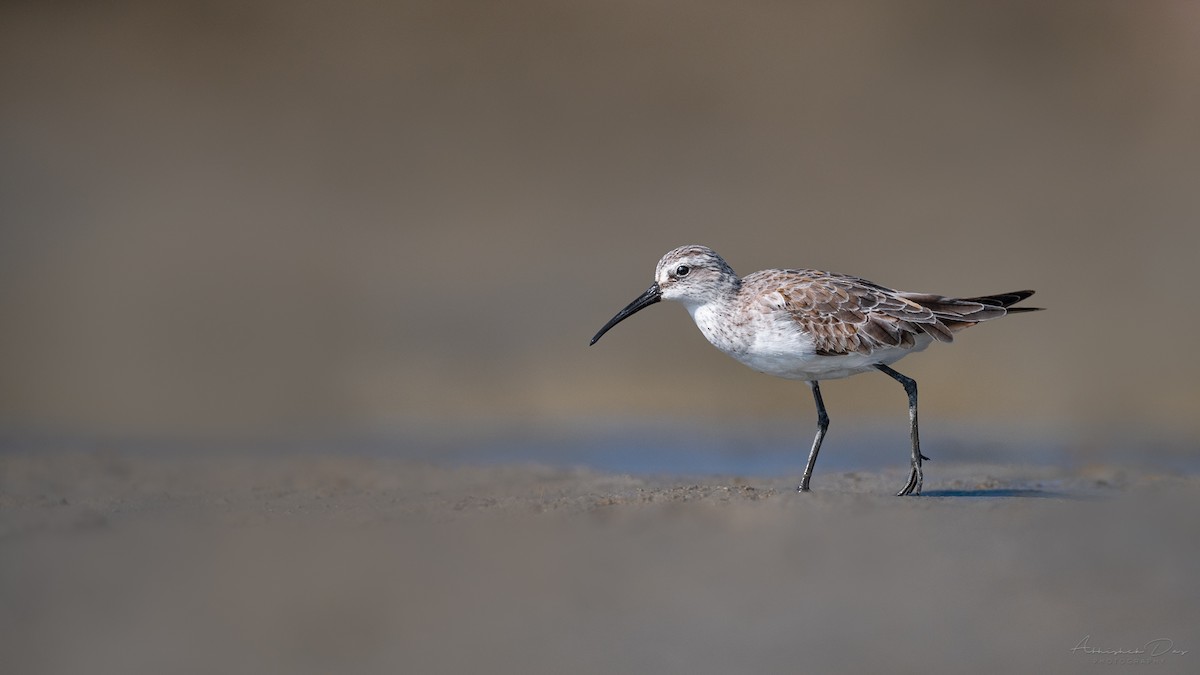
[675,265,690,277]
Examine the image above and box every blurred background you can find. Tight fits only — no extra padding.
[2,0,1198,469]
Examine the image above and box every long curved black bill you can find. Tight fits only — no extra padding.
[589,283,662,345]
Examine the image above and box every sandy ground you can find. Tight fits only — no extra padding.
[1,451,1196,674]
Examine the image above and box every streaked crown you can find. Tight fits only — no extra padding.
[654,245,740,305]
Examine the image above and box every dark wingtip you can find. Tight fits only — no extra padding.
[1002,290,1043,313]
[968,289,1043,312]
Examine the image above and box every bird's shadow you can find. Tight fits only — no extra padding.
[920,488,1077,499]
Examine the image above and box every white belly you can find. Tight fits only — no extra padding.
[689,302,932,381]
[733,340,930,381]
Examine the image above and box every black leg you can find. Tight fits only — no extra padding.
[874,364,925,496]
[797,380,829,492]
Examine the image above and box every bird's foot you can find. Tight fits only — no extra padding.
[895,467,923,496]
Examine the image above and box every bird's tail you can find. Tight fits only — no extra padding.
[964,290,1042,313]
[901,290,1043,333]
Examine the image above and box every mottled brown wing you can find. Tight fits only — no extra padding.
[750,270,954,356]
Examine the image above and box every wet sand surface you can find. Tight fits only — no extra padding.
[1,451,1195,674]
